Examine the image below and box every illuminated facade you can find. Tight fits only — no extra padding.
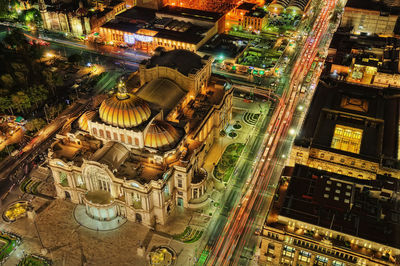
[341,6,399,36]
[288,79,400,180]
[99,6,224,52]
[47,49,233,226]
[259,164,400,266]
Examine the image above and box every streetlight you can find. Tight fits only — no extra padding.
[289,128,296,136]
[297,105,304,111]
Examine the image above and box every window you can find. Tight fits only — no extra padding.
[99,129,104,138]
[120,134,125,143]
[106,130,111,139]
[298,250,311,263]
[315,255,329,266]
[297,152,303,157]
[131,192,142,209]
[128,136,133,145]
[98,180,110,192]
[59,172,69,187]
[331,125,363,154]
[330,156,334,161]
[92,128,97,136]
[282,245,295,258]
[177,179,183,188]
[332,260,345,266]
[135,138,139,146]
[113,132,118,141]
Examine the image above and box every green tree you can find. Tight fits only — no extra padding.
[25,118,46,132]
[27,84,48,108]
[0,96,12,114]
[11,91,31,113]
[68,54,82,65]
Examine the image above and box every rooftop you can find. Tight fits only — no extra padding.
[157,5,224,23]
[236,2,258,11]
[145,49,205,76]
[116,6,156,23]
[268,164,400,252]
[244,8,267,18]
[295,78,400,164]
[345,0,400,14]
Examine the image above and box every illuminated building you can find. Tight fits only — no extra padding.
[267,0,310,15]
[340,0,400,36]
[240,7,268,31]
[38,0,126,37]
[225,2,258,30]
[47,49,233,226]
[328,33,400,87]
[288,79,400,180]
[259,164,400,266]
[99,5,225,52]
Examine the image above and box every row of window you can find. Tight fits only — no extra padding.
[293,239,356,263]
[310,151,377,172]
[92,128,140,146]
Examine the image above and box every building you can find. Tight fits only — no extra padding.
[268,0,310,15]
[240,7,268,31]
[98,5,225,52]
[39,0,126,37]
[340,0,400,36]
[288,79,400,180]
[225,2,258,30]
[259,164,400,265]
[327,33,400,86]
[47,49,233,227]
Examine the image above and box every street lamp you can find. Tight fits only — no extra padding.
[289,128,296,136]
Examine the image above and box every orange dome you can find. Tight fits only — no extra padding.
[99,92,151,128]
[78,111,96,131]
[145,120,181,151]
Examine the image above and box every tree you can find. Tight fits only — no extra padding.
[11,91,31,113]
[0,96,12,114]
[68,54,82,65]
[25,118,46,132]
[27,85,48,108]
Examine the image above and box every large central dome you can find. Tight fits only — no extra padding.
[99,92,151,128]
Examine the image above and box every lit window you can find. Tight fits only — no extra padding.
[282,245,295,258]
[298,250,311,262]
[331,125,363,154]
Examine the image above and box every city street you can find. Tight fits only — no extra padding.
[198,0,343,264]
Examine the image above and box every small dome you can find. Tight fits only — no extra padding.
[78,110,96,132]
[99,92,151,128]
[145,120,181,151]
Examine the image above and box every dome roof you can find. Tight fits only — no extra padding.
[78,110,96,132]
[99,92,151,128]
[145,120,181,151]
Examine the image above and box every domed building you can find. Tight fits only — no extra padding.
[98,91,151,129]
[47,50,233,227]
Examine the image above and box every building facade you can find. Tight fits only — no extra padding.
[47,49,233,227]
[259,164,400,266]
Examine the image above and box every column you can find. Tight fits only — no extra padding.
[292,249,300,265]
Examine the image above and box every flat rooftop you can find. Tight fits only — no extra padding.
[345,0,400,14]
[269,164,400,254]
[237,2,257,11]
[157,5,224,23]
[295,78,399,165]
[199,34,249,59]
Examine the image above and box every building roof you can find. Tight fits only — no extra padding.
[295,79,399,163]
[345,0,400,14]
[78,110,96,132]
[237,2,258,11]
[146,49,204,76]
[144,120,181,151]
[153,25,209,44]
[91,141,130,170]
[136,78,186,110]
[157,5,224,23]
[99,92,151,128]
[101,21,140,34]
[245,8,267,18]
[278,164,400,249]
[116,6,156,23]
